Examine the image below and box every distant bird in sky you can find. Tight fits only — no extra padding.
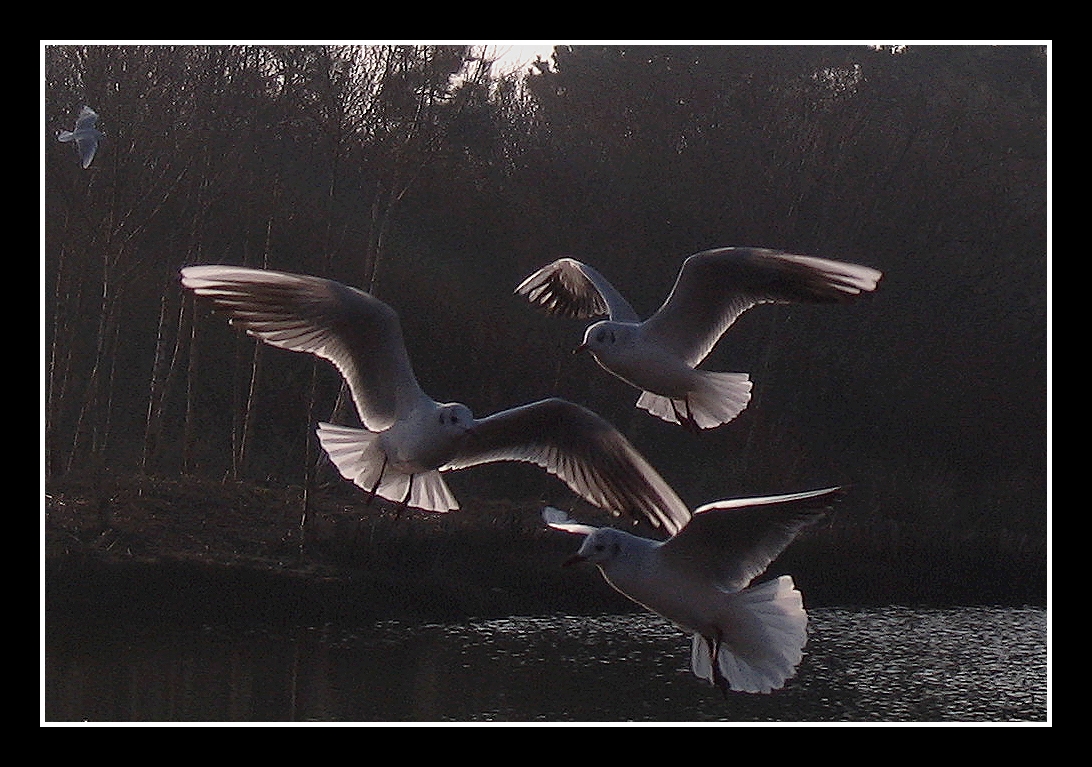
[517,248,882,431]
[57,105,103,169]
[544,485,846,695]
[181,265,691,534]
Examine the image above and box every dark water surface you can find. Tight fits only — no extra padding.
[44,606,1047,723]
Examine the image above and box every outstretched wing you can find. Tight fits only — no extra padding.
[642,248,883,366]
[660,486,847,593]
[180,265,430,430]
[515,258,640,322]
[444,398,690,535]
[75,105,99,131]
[542,506,598,536]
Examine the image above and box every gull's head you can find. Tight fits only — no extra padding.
[576,320,630,356]
[438,402,475,437]
[564,527,624,567]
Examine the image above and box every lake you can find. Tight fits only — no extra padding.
[44,605,1047,723]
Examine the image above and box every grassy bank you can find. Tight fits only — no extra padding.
[43,474,1047,629]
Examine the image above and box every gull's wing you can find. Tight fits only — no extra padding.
[660,486,847,593]
[444,398,690,534]
[642,248,883,366]
[75,106,99,130]
[180,265,429,430]
[515,258,640,322]
[77,135,100,169]
[542,506,598,536]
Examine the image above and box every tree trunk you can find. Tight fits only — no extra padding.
[181,296,200,475]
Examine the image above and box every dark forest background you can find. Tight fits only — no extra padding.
[42,44,1048,554]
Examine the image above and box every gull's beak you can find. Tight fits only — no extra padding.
[562,553,586,567]
[573,341,588,355]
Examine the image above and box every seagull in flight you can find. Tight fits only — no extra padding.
[516,247,882,430]
[181,265,691,534]
[57,105,103,169]
[545,484,846,694]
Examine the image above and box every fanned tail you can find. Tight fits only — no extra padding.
[315,422,459,513]
[690,575,808,694]
[636,371,752,430]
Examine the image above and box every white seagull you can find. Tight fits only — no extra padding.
[180,265,691,534]
[57,105,104,169]
[544,484,846,695]
[516,247,882,431]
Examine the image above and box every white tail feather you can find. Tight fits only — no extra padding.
[315,422,459,513]
[636,371,752,429]
[689,575,808,694]
[409,470,460,512]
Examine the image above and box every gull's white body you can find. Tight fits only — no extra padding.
[517,247,882,430]
[545,485,846,694]
[577,320,752,430]
[57,105,103,169]
[181,265,690,533]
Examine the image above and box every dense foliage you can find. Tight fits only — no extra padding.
[43,44,1048,541]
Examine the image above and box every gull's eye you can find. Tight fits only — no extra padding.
[594,543,605,552]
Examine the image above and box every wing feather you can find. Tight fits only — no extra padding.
[180,265,428,430]
[515,258,640,322]
[444,398,690,534]
[542,506,598,536]
[74,105,99,130]
[660,486,847,593]
[642,248,882,366]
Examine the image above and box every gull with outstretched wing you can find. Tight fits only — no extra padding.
[57,105,103,169]
[517,247,882,430]
[545,485,846,694]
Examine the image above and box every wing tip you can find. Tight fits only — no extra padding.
[693,485,849,515]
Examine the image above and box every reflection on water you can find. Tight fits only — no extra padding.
[44,606,1047,723]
